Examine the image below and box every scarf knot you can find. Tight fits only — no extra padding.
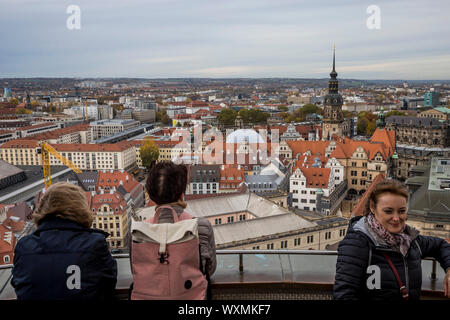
[366,213,412,256]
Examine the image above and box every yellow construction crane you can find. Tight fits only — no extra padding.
[38,141,82,190]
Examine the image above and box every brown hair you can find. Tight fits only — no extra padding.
[364,179,409,216]
[33,182,93,228]
[145,161,188,205]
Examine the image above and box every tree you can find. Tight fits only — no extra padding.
[366,121,377,136]
[218,108,237,126]
[278,105,288,112]
[385,110,406,118]
[140,137,160,170]
[16,108,32,115]
[9,98,19,106]
[342,110,354,119]
[357,117,368,135]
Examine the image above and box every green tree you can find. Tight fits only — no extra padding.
[278,105,288,112]
[342,110,354,119]
[140,137,160,170]
[385,110,406,118]
[300,104,322,117]
[16,108,32,115]
[9,98,19,106]
[218,108,237,126]
[357,117,368,135]
[366,121,377,136]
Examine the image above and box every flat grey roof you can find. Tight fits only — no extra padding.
[0,161,23,180]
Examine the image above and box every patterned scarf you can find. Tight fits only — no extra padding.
[366,213,412,256]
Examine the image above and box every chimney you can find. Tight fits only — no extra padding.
[120,180,123,185]
[91,191,95,197]
[126,175,129,182]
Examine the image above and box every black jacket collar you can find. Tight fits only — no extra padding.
[35,216,109,237]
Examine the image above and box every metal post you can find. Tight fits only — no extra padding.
[239,253,243,274]
[431,260,437,281]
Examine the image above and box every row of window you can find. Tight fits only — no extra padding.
[214,215,246,225]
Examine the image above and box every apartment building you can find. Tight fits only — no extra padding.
[88,190,130,249]
[90,119,140,140]
[27,123,92,144]
[219,164,245,193]
[0,139,137,171]
[188,164,220,195]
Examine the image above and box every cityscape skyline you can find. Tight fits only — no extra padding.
[1,0,450,80]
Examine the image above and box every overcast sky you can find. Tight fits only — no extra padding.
[1,0,449,79]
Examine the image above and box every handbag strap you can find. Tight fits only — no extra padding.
[383,253,409,301]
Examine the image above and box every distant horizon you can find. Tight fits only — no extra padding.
[1,77,450,82]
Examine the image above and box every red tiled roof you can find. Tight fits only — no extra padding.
[370,128,396,157]
[0,139,39,149]
[97,171,140,194]
[293,155,328,170]
[286,140,330,157]
[295,167,331,189]
[88,192,128,215]
[52,140,135,152]
[28,123,90,141]
[18,123,58,131]
[0,224,16,256]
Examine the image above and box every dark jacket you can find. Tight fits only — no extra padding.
[11,216,117,300]
[154,204,217,277]
[333,216,450,300]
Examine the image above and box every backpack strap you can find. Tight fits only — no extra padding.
[383,253,409,301]
[153,205,179,223]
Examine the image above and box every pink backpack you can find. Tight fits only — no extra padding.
[130,205,208,300]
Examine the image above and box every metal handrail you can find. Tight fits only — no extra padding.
[2,250,439,280]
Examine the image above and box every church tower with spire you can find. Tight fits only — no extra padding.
[322,45,350,140]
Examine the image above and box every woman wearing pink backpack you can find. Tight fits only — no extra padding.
[130,161,217,300]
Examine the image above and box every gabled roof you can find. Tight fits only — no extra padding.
[371,128,395,157]
[286,140,330,157]
[294,167,331,189]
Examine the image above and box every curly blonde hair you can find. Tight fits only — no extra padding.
[33,182,93,228]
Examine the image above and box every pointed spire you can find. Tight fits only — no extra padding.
[330,44,338,79]
[332,44,336,72]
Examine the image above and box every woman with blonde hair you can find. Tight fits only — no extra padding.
[333,179,450,300]
[11,182,117,300]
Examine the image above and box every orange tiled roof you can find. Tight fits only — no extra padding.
[28,123,90,141]
[293,155,328,170]
[52,140,134,152]
[89,192,128,215]
[370,128,396,157]
[0,224,16,255]
[295,167,331,189]
[286,140,330,157]
[97,171,140,194]
[330,139,389,161]
[0,139,39,148]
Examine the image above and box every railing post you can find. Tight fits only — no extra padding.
[239,253,244,274]
[431,259,437,281]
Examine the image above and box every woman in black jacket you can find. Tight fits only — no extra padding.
[333,179,450,300]
[11,182,117,300]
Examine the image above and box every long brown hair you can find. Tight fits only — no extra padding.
[33,182,93,228]
[364,179,409,216]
